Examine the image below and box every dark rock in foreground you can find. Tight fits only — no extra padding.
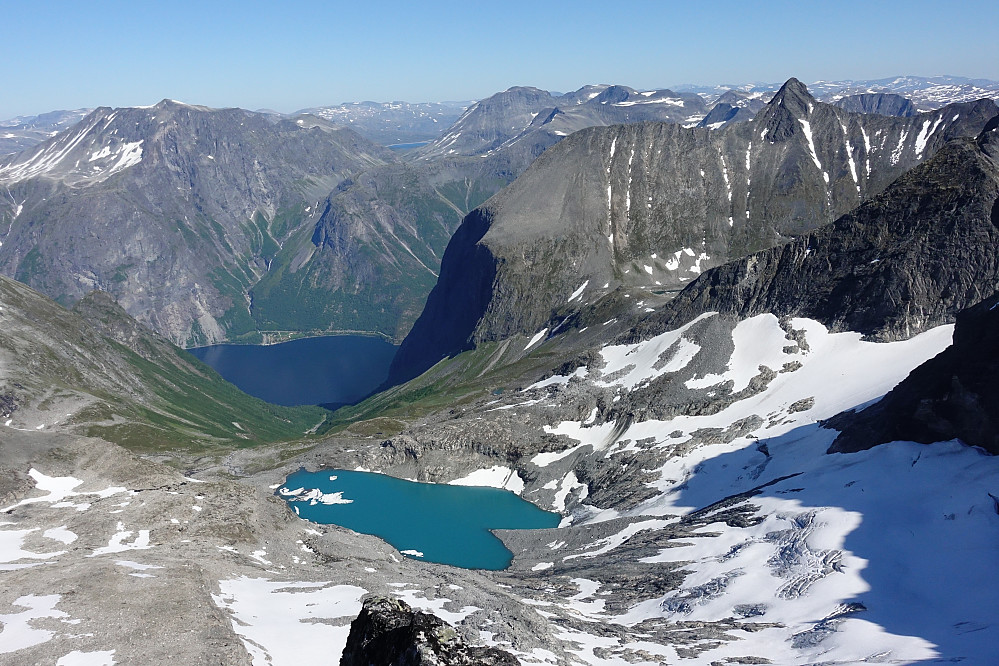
[340,596,520,666]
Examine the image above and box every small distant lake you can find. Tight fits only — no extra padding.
[188,335,397,407]
[278,469,560,570]
[387,141,430,151]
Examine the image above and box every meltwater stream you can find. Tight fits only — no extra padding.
[278,469,560,570]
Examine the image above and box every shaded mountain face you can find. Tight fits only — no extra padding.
[390,79,998,384]
[833,93,917,117]
[0,100,392,345]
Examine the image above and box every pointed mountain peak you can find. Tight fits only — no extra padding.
[756,78,818,143]
[767,77,816,114]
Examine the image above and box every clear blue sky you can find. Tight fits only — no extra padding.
[2,0,997,119]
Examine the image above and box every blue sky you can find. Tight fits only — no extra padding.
[2,0,997,119]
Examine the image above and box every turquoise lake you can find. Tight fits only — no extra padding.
[278,469,560,570]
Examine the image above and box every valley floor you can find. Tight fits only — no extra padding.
[2,314,997,665]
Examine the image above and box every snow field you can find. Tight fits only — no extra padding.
[212,577,367,666]
[519,312,997,662]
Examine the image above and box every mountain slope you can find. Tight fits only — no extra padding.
[0,100,392,345]
[0,275,327,450]
[830,289,999,455]
[643,118,999,342]
[391,79,997,383]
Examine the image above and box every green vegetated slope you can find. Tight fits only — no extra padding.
[323,289,643,437]
[0,275,326,453]
[248,165,464,341]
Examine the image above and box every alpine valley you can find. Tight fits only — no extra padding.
[1,76,999,666]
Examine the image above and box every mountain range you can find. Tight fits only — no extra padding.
[3,78,995,351]
[390,79,998,383]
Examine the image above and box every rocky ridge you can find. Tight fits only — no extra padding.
[638,115,999,343]
[829,290,999,455]
[391,79,998,383]
[0,274,326,448]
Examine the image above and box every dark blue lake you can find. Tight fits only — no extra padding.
[278,469,560,570]
[188,335,397,407]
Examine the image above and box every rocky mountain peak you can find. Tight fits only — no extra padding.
[531,107,564,127]
[592,85,637,104]
[340,596,518,666]
[152,98,210,111]
[769,77,816,111]
[759,77,818,142]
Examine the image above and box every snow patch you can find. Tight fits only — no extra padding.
[449,466,526,494]
[212,577,367,666]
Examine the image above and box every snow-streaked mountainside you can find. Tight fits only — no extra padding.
[391,79,998,384]
[0,100,420,346]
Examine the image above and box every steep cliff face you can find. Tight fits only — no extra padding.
[248,163,469,341]
[390,79,997,383]
[340,597,518,666]
[641,120,999,343]
[0,101,392,345]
